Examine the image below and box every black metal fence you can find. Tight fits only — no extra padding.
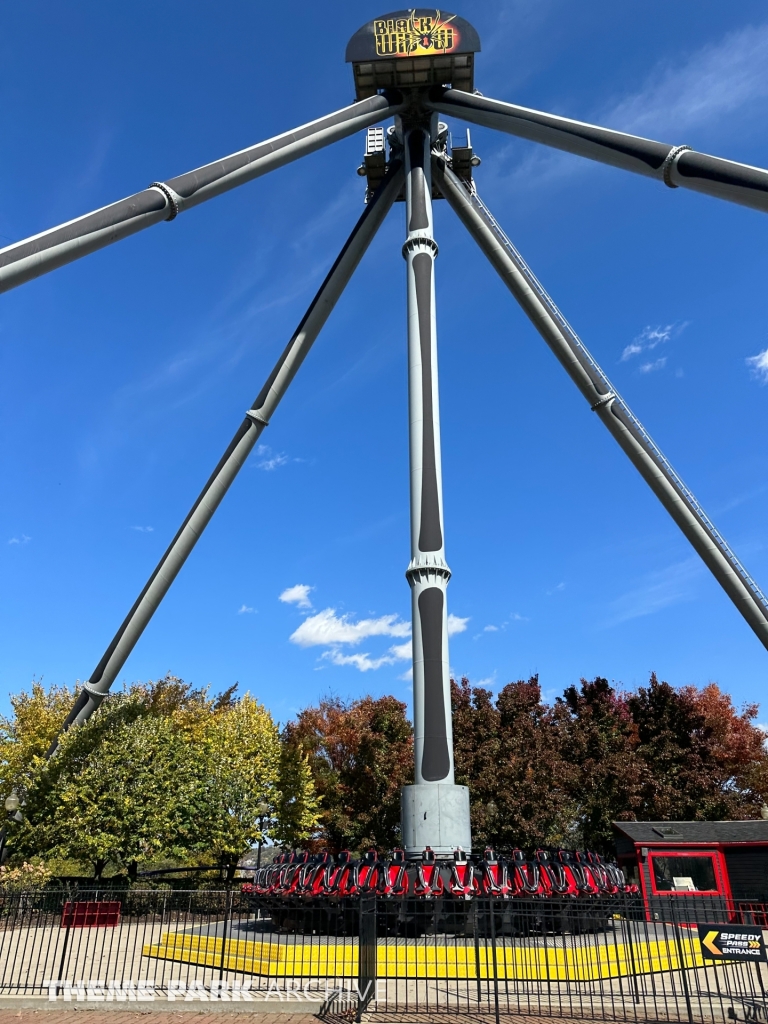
[0,889,765,1023]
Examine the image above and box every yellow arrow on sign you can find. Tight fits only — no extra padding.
[702,931,722,956]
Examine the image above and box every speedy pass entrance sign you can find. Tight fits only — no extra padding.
[698,925,767,962]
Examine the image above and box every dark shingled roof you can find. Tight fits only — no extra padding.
[613,820,768,844]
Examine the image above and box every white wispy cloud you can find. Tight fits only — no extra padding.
[489,23,768,193]
[475,674,498,689]
[475,612,529,638]
[621,325,676,362]
[290,604,468,672]
[546,582,566,595]
[322,642,412,672]
[237,604,256,615]
[607,23,768,139]
[603,557,703,626]
[279,584,313,610]
[7,534,31,546]
[621,323,690,375]
[289,608,411,648]
[254,444,289,471]
[746,347,768,383]
[447,613,470,636]
[389,640,413,661]
[131,525,154,533]
[639,357,668,374]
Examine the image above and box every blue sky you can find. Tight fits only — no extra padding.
[2,1,768,728]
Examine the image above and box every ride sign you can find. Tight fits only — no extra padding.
[698,925,767,962]
[345,10,481,63]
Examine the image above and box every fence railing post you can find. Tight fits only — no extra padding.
[618,892,642,1005]
[357,896,377,1022]
[489,897,500,1024]
[218,889,233,987]
[472,898,482,1005]
[670,898,695,1024]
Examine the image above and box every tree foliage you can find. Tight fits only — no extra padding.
[1,677,319,875]
[0,681,76,803]
[285,675,767,858]
[283,694,412,854]
[4,670,766,870]
[452,677,576,850]
[556,677,644,852]
[452,673,768,854]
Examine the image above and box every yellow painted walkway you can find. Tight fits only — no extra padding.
[143,932,706,981]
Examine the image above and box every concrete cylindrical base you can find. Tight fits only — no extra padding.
[401,783,472,858]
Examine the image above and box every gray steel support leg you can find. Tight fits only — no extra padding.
[426,88,768,215]
[50,162,404,749]
[401,126,470,858]
[0,93,404,295]
[434,155,768,651]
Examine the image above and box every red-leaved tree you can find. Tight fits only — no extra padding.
[282,695,412,854]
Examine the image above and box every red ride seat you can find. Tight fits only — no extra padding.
[278,851,310,896]
[477,848,509,897]
[266,852,293,895]
[510,849,544,896]
[387,849,409,896]
[359,849,391,894]
[584,851,617,895]
[412,847,443,898]
[334,851,362,897]
[317,852,347,897]
[447,847,477,898]
[557,850,597,896]
[296,852,332,898]
[535,849,576,896]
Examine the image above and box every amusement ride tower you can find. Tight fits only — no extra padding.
[2,10,768,861]
[399,120,471,857]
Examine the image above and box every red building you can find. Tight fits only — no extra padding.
[613,820,768,917]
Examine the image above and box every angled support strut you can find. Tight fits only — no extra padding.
[427,88,768,215]
[0,93,404,295]
[434,156,768,651]
[48,161,404,753]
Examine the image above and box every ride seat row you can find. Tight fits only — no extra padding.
[241,846,638,900]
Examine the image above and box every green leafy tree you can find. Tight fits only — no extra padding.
[271,744,322,849]
[17,698,201,877]
[0,681,76,806]
[5,677,315,876]
[195,693,319,862]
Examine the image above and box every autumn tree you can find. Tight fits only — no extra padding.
[628,674,768,821]
[556,677,644,854]
[271,743,322,850]
[452,677,575,850]
[284,694,412,853]
[197,693,319,863]
[686,683,768,816]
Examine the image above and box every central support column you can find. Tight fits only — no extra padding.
[400,124,471,858]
